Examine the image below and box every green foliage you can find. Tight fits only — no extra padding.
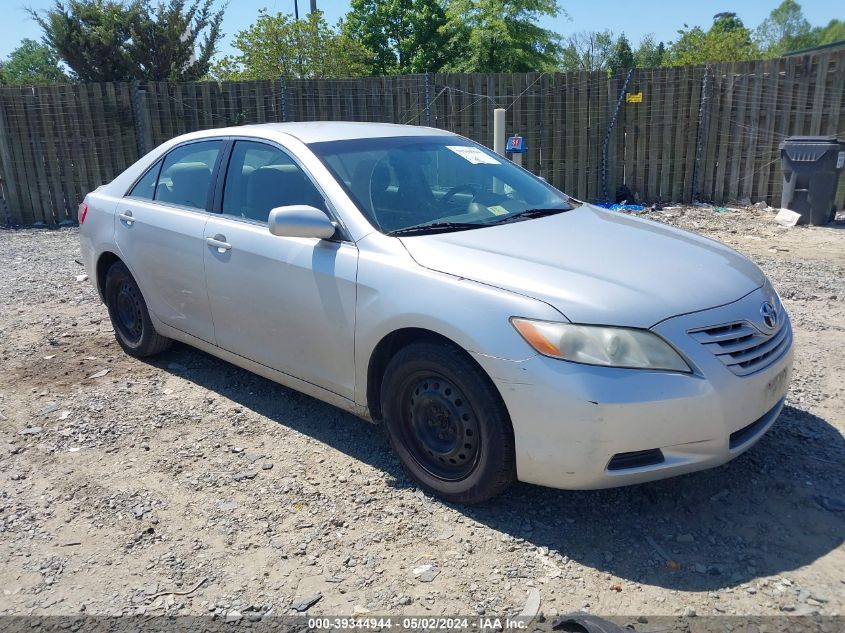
[667,13,760,66]
[633,34,667,68]
[126,0,226,81]
[440,0,563,72]
[812,19,845,46]
[560,31,636,73]
[560,30,614,72]
[212,10,371,80]
[28,0,226,82]
[754,1,845,54]
[608,33,634,73]
[0,39,69,85]
[344,0,449,74]
[29,0,137,81]
[754,0,814,55]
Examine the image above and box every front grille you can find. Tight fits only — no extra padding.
[607,448,665,471]
[689,308,791,377]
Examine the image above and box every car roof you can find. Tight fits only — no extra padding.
[181,122,457,145]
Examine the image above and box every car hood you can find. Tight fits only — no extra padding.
[399,204,765,328]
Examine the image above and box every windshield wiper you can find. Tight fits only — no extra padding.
[386,222,484,237]
[483,207,570,225]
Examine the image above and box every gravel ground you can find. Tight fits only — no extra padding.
[0,205,844,621]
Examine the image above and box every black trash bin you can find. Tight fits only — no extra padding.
[779,136,845,226]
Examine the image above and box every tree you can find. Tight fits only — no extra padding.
[126,0,225,81]
[560,30,614,72]
[343,0,450,74]
[668,13,759,65]
[0,39,69,85]
[440,0,563,72]
[633,34,666,68]
[607,33,634,73]
[28,0,226,82]
[754,0,814,55]
[811,19,845,46]
[212,10,371,80]
[29,0,137,81]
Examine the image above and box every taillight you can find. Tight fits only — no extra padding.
[78,203,88,225]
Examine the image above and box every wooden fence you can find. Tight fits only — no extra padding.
[1,50,843,226]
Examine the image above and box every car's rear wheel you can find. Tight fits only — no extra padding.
[104,261,171,358]
[381,341,516,504]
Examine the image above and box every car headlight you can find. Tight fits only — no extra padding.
[511,318,691,372]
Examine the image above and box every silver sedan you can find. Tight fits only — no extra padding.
[79,122,793,503]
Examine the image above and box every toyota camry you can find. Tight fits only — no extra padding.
[78,122,793,503]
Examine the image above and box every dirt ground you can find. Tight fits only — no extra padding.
[1,205,844,621]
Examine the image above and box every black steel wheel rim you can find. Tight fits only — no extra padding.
[114,280,144,343]
[400,374,480,481]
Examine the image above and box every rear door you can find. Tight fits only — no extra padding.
[202,139,358,399]
[115,139,224,344]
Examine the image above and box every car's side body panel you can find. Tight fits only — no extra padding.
[148,314,366,417]
[203,214,359,400]
[114,196,216,343]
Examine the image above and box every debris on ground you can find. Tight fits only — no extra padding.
[0,210,843,616]
[775,208,802,227]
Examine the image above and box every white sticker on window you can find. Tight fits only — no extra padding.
[446,146,501,165]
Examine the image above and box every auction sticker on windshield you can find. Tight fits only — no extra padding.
[446,146,501,164]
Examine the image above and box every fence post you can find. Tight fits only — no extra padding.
[601,69,632,202]
[423,71,432,126]
[692,65,713,202]
[279,77,287,122]
[0,93,21,225]
[130,80,147,157]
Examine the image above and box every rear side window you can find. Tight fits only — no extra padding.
[154,140,223,210]
[128,159,162,200]
[221,140,326,223]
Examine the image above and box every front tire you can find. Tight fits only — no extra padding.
[104,261,171,358]
[381,342,516,504]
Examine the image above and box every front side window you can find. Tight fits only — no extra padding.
[222,140,326,223]
[309,135,572,234]
[154,140,222,210]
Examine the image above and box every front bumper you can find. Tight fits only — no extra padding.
[473,288,793,490]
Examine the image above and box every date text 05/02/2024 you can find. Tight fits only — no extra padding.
[307,617,529,630]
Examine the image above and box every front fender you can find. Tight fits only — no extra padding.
[353,233,564,406]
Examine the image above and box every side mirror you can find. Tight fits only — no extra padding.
[268,205,337,239]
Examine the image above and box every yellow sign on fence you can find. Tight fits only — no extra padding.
[626,92,643,103]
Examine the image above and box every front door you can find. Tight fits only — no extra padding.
[203,140,358,399]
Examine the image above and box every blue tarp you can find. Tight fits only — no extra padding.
[593,202,647,212]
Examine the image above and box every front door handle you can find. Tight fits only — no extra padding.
[206,235,232,252]
[118,210,134,225]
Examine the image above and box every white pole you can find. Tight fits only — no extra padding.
[512,153,523,167]
[493,108,506,156]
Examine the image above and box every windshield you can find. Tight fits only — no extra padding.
[308,135,572,235]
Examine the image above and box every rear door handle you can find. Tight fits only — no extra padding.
[206,235,232,252]
[118,210,134,225]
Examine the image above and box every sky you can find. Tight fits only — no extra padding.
[0,0,840,59]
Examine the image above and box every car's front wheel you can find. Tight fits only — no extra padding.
[104,261,172,358]
[381,341,516,504]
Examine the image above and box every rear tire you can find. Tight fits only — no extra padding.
[381,341,516,504]
[104,261,171,358]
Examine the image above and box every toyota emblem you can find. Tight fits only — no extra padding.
[760,301,778,330]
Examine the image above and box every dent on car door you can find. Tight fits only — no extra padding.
[203,139,358,400]
[114,139,224,344]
